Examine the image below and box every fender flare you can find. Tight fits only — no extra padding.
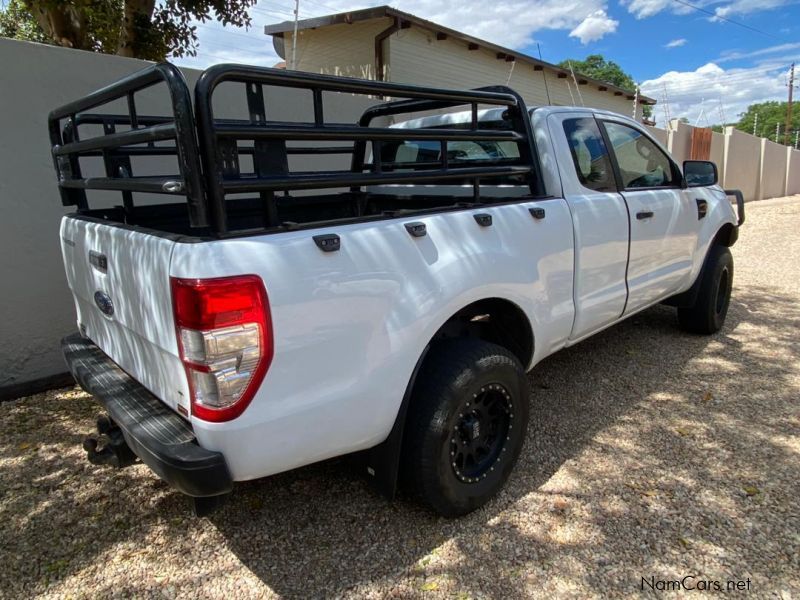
[662,222,736,309]
[361,345,429,499]
[361,295,536,498]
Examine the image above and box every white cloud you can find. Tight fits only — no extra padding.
[665,38,687,48]
[569,10,619,44]
[173,20,280,71]
[623,0,673,19]
[623,0,792,19]
[640,61,788,128]
[387,0,617,48]
[717,42,800,63]
[713,0,789,18]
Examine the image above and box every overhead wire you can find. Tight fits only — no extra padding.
[671,0,779,39]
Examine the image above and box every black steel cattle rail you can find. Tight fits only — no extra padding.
[49,62,539,235]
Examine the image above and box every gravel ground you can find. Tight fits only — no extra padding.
[2,196,799,599]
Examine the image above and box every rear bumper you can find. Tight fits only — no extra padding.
[61,333,232,497]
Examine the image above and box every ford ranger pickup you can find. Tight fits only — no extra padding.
[49,63,743,516]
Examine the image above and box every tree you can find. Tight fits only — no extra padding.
[0,0,256,61]
[0,0,49,44]
[735,101,799,145]
[558,54,652,117]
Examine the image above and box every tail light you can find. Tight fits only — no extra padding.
[171,275,273,422]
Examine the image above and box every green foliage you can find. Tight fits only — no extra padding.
[558,54,652,117]
[558,54,635,90]
[0,0,255,61]
[735,101,800,145]
[0,0,49,43]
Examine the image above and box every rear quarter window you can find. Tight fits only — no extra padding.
[562,118,616,192]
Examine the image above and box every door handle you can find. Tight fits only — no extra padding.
[636,211,654,220]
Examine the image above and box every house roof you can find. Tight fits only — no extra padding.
[264,5,656,105]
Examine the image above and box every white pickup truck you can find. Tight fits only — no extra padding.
[51,63,743,516]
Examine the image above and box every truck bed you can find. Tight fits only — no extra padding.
[77,190,535,239]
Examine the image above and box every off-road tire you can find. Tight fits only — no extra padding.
[403,339,530,517]
[678,245,733,334]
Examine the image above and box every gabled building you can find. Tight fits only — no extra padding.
[264,6,655,119]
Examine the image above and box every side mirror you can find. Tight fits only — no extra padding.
[683,160,718,187]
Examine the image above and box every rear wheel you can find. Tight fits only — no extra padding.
[678,245,733,334]
[403,339,530,516]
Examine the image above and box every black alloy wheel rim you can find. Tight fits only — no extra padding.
[716,267,730,315]
[450,383,513,483]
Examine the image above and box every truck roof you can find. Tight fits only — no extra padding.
[392,106,641,130]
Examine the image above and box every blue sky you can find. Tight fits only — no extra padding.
[175,0,800,127]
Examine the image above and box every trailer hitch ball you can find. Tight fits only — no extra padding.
[82,414,137,468]
[83,437,99,454]
[83,435,118,467]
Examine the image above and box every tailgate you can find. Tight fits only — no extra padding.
[60,216,190,415]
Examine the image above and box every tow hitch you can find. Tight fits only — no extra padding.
[82,414,137,468]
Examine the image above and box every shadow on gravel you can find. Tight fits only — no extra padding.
[0,392,190,593]
[209,285,800,598]
[2,286,797,597]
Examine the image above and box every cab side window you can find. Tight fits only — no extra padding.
[562,118,616,192]
[602,121,677,189]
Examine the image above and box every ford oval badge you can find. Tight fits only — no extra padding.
[94,291,114,316]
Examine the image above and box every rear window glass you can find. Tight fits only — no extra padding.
[383,120,521,168]
[379,120,525,188]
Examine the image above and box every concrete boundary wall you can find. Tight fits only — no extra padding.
[723,128,761,201]
[666,120,692,166]
[785,147,800,196]
[646,121,796,203]
[759,139,788,200]
[710,131,725,184]
[0,38,375,395]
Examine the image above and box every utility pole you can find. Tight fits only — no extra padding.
[795,129,799,149]
[632,85,639,120]
[753,112,758,136]
[785,62,795,145]
[662,83,672,130]
[290,0,300,70]
[776,122,781,143]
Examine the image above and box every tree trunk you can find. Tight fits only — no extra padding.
[117,0,156,58]
[25,1,90,49]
